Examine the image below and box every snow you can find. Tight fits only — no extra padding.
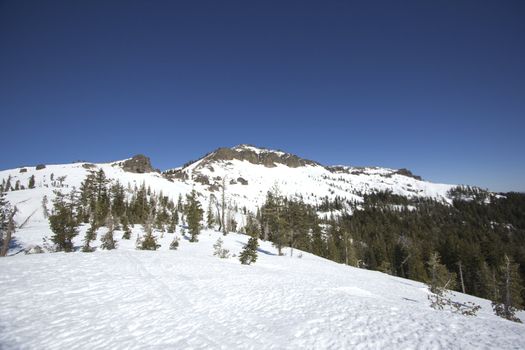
[1,229,524,349]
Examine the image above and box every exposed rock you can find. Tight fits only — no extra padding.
[19,168,27,173]
[82,163,97,169]
[202,145,320,169]
[394,168,422,181]
[121,155,154,174]
[25,245,44,254]
[237,177,248,185]
[36,164,46,170]
[194,174,210,185]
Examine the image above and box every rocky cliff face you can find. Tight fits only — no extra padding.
[201,144,320,168]
[120,154,155,173]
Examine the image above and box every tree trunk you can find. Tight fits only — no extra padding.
[504,255,511,319]
[458,261,466,294]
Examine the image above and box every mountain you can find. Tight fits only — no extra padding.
[0,144,457,245]
[1,145,524,349]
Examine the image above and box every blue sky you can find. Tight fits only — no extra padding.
[1,0,524,192]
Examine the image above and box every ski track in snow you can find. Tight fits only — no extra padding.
[1,230,524,350]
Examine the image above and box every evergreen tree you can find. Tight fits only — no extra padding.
[122,216,132,240]
[167,208,178,233]
[0,193,16,257]
[239,236,259,265]
[492,255,523,322]
[206,195,214,229]
[100,212,117,250]
[49,191,78,252]
[41,195,49,219]
[138,211,159,250]
[185,190,203,242]
[4,176,12,191]
[82,219,97,252]
[28,175,35,189]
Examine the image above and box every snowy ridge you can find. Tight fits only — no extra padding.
[0,145,458,249]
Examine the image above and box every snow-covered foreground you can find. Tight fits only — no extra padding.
[1,230,524,350]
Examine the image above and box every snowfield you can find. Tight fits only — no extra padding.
[1,229,524,350]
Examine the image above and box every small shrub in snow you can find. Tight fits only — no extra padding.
[213,238,230,258]
[170,237,180,250]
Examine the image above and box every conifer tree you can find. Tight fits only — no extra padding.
[185,190,203,242]
[41,195,49,219]
[166,207,177,233]
[100,212,116,250]
[121,216,132,240]
[49,191,78,252]
[206,195,214,229]
[82,219,97,252]
[0,193,16,257]
[138,211,159,250]
[492,255,523,322]
[28,175,35,189]
[4,176,11,192]
[239,235,259,265]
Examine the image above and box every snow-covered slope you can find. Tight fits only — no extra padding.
[1,146,523,349]
[1,229,524,349]
[1,145,458,250]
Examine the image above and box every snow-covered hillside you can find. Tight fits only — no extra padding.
[1,146,524,349]
[1,229,524,349]
[0,144,458,251]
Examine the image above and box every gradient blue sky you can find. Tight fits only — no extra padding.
[1,0,524,192]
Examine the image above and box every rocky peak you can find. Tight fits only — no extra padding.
[201,144,320,168]
[120,154,155,173]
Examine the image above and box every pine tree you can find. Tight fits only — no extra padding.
[138,211,159,250]
[122,217,132,240]
[207,195,214,229]
[185,190,203,242]
[0,193,17,257]
[4,176,11,192]
[41,195,49,218]
[100,213,116,250]
[167,208,178,233]
[82,220,97,252]
[239,236,259,265]
[49,191,78,252]
[28,175,35,189]
[492,255,523,322]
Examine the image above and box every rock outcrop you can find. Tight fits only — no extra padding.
[121,155,154,173]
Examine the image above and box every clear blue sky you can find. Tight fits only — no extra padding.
[1,0,524,192]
